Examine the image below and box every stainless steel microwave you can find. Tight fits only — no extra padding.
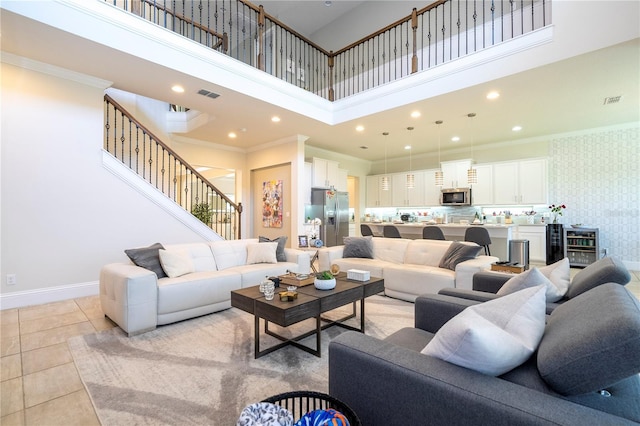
[440,188,472,206]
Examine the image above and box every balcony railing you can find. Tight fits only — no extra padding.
[104,94,242,239]
[106,0,550,100]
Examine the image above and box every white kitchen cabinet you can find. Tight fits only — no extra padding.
[514,225,546,262]
[518,159,547,205]
[493,159,547,205]
[423,169,441,206]
[441,159,471,188]
[312,157,339,188]
[470,164,493,205]
[366,175,392,207]
[392,171,425,206]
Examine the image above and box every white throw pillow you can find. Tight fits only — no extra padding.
[496,267,550,295]
[422,285,547,376]
[158,248,195,278]
[538,258,570,302]
[246,242,278,264]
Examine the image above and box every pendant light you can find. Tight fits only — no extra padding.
[406,127,415,189]
[381,132,390,191]
[435,120,444,186]
[467,113,477,184]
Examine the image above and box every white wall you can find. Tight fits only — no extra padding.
[0,62,212,306]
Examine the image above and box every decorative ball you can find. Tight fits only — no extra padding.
[314,239,324,248]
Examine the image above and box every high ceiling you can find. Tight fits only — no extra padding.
[1,1,638,164]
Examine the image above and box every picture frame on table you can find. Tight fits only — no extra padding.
[298,235,308,248]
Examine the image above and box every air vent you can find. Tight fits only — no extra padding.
[197,89,220,99]
[603,96,622,105]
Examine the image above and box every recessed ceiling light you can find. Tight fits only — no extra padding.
[228,132,237,139]
[512,125,523,132]
[325,1,332,6]
[451,136,460,142]
[411,111,421,118]
[356,125,365,132]
[404,145,412,150]
[271,116,281,123]
[171,85,185,93]
[486,91,500,100]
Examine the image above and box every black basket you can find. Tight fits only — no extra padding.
[261,390,361,426]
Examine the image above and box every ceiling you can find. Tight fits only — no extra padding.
[1,2,638,164]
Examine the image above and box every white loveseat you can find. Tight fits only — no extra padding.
[100,239,310,336]
[318,237,498,302]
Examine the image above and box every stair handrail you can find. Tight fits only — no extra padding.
[104,94,242,239]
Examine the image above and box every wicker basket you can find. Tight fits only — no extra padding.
[262,390,361,426]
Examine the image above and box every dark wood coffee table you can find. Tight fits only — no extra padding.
[231,273,384,358]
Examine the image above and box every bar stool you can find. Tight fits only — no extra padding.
[360,224,374,236]
[422,226,445,240]
[464,227,492,255]
[383,225,402,238]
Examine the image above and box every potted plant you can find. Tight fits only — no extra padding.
[314,270,336,290]
[191,203,213,224]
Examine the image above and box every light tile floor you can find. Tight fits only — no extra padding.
[1,269,639,425]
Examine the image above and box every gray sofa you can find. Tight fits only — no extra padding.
[439,256,631,314]
[329,283,640,425]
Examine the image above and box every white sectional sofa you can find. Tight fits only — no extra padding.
[318,237,498,302]
[100,239,310,336]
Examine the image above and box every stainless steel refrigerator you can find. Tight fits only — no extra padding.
[308,188,349,247]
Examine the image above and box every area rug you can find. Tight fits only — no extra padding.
[68,295,413,426]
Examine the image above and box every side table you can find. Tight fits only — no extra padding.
[298,246,319,273]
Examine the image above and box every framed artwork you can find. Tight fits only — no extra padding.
[262,179,283,228]
[298,235,308,248]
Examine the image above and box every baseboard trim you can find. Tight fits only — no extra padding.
[0,281,99,310]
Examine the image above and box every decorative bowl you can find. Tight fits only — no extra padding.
[314,277,336,290]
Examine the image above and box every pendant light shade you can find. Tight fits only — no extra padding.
[435,120,444,186]
[381,175,390,191]
[406,127,414,189]
[467,113,477,185]
[381,132,390,191]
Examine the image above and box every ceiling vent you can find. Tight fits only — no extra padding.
[603,95,622,105]
[197,89,220,99]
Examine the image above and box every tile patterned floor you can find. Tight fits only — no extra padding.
[1,269,639,425]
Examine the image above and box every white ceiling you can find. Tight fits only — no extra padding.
[1,2,638,164]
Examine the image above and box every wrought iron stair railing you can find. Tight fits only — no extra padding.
[104,94,242,239]
[106,0,550,101]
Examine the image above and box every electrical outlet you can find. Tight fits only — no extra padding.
[6,274,17,286]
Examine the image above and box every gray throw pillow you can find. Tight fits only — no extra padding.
[537,283,640,395]
[343,236,374,259]
[124,243,167,278]
[438,242,482,271]
[259,236,288,262]
[566,256,631,299]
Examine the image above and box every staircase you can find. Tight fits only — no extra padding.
[103,94,242,240]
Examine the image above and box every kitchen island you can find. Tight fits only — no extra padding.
[364,223,515,261]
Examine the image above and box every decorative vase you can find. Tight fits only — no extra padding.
[314,277,336,290]
[553,215,559,224]
[527,216,535,224]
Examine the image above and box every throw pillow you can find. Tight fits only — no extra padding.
[422,285,547,376]
[246,242,278,264]
[342,236,374,259]
[259,236,288,262]
[496,267,553,297]
[438,241,482,271]
[537,283,640,395]
[158,248,195,278]
[538,258,570,302]
[124,243,167,278]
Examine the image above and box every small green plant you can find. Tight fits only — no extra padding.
[316,271,334,280]
[191,203,213,224]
